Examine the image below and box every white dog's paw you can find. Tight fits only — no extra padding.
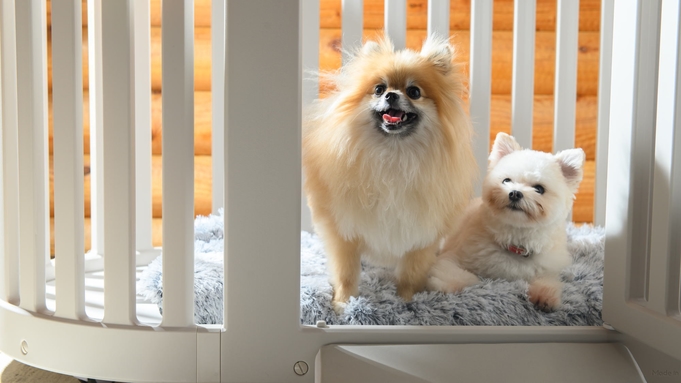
[427,258,480,294]
[528,278,562,312]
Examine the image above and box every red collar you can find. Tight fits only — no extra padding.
[506,244,531,257]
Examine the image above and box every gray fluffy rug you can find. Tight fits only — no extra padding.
[138,211,604,326]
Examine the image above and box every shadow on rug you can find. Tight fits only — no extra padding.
[138,211,604,326]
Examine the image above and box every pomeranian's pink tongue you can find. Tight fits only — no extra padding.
[383,110,404,124]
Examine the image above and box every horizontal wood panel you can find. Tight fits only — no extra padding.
[49,155,213,218]
[48,159,595,255]
[49,217,164,257]
[48,0,600,31]
[49,155,595,223]
[49,91,597,159]
[489,95,598,159]
[46,0,212,27]
[320,0,601,31]
[48,27,599,95]
[48,91,212,156]
[47,27,212,92]
[319,29,600,96]
[573,160,594,223]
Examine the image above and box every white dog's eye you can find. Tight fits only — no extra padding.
[502,178,511,183]
[533,185,545,194]
[374,85,386,96]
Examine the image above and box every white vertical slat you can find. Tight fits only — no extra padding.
[87,0,104,256]
[211,0,225,213]
[469,0,493,195]
[603,0,681,362]
[15,0,49,313]
[553,0,579,152]
[427,0,450,39]
[385,0,406,50]
[161,0,195,328]
[630,0,662,301]
[52,0,86,320]
[648,0,681,316]
[603,0,645,326]
[134,0,153,253]
[0,0,20,304]
[511,0,536,149]
[301,0,319,233]
[101,0,137,326]
[341,0,363,64]
[222,1,301,378]
[594,0,614,226]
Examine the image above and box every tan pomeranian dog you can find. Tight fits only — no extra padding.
[427,133,585,311]
[302,36,477,312]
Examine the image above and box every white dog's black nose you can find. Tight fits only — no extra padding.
[385,92,399,103]
[509,190,523,201]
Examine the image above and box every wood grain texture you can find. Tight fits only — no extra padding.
[50,217,164,257]
[44,0,601,232]
[47,0,601,31]
[0,359,79,383]
[49,155,212,219]
[47,28,599,95]
[47,91,596,158]
[46,0,212,27]
[48,154,595,234]
[47,27,211,92]
[48,160,595,254]
[320,0,601,31]
[318,29,600,96]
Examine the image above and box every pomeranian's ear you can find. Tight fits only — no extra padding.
[555,148,585,192]
[488,132,522,169]
[361,38,394,56]
[420,35,453,74]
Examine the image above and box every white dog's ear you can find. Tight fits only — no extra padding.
[421,35,453,74]
[555,148,585,192]
[489,132,522,168]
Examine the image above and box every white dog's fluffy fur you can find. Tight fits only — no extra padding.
[427,133,585,311]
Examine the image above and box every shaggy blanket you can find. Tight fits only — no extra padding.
[138,211,604,326]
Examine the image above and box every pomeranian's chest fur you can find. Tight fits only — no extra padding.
[304,130,469,264]
[333,154,446,262]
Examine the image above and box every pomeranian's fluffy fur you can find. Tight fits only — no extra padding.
[302,36,477,312]
[427,133,585,311]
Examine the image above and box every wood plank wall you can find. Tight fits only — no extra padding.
[44,0,601,254]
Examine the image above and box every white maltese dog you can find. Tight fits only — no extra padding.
[427,132,585,311]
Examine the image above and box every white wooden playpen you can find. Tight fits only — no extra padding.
[0,0,680,382]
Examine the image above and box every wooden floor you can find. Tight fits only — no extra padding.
[0,354,79,383]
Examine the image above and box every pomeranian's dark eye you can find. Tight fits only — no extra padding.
[374,85,386,96]
[502,178,511,183]
[406,86,421,99]
[534,185,545,194]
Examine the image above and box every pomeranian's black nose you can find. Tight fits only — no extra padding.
[509,190,523,201]
[385,92,399,103]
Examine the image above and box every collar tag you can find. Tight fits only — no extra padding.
[507,244,531,257]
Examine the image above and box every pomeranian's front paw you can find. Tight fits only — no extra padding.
[426,258,480,294]
[396,284,415,301]
[331,285,356,314]
[331,299,348,315]
[528,278,562,312]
